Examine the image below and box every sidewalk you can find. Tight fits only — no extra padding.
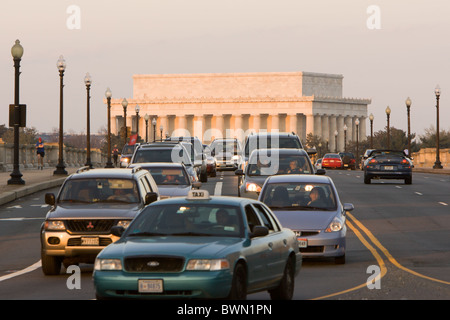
[0,167,78,206]
[413,167,450,175]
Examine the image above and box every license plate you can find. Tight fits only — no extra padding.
[139,279,163,293]
[81,237,99,246]
[384,166,394,170]
[298,238,308,248]
[344,164,348,167]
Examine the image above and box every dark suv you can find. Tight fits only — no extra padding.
[40,166,159,275]
[339,152,356,170]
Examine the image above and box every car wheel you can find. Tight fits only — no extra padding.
[364,175,371,184]
[405,176,412,184]
[269,257,295,300]
[41,249,62,275]
[335,254,346,265]
[227,263,247,300]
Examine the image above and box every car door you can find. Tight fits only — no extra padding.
[252,203,287,285]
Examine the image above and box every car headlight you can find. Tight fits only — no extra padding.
[186,259,230,271]
[325,217,344,233]
[94,258,123,271]
[245,183,261,192]
[232,155,240,161]
[117,220,131,229]
[44,220,66,231]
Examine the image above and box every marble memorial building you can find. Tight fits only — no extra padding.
[109,71,371,151]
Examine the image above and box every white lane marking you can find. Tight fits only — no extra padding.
[214,182,223,196]
[438,202,448,206]
[395,186,402,189]
[30,204,49,208]
[0,260,41,282]
[415,192,423,196]
[6,205,22,209]
[0,217,44,221]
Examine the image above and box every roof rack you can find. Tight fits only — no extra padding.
[131,166,144,174]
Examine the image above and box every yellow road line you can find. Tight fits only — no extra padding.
[312,219,387,300]
[347,212,450,286]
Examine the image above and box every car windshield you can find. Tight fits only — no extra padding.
[211,141,241,155]
[370,151,405,157]
[247,153,313,176]
[260,182,337,211]
[122,145,135,155]
[58,178,140,203]
[145,167,190,185]
[133,148,189,164]
[245,137,301,157]
[125,204,244,237]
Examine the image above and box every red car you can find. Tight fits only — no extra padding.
[322,153,343,169]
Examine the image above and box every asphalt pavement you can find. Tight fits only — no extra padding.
[0,166,449,207]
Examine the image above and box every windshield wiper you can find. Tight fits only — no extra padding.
[171,232,213,237]
[127,232,168,237]
[270,205,330,211]
[59,199,90,203]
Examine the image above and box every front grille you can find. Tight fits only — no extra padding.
[66,220,116,233]
[124,256,185,273]
[294,230,320,237]
[67,238,112,246]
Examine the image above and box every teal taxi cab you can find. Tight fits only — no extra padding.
[93,190,301,300]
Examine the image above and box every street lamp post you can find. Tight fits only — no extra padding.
[54,55,68,175]
[355,118,360,165]
[122,98,128,145]
[405,97,412,158]
[105,87,114,168]
[8,39,25,185]
[135,105,140,142]
[385,106,391,149]
[144,114,149,142]
[84,73,92,168]
[369,113,374,149]
[152,118,157,142]
[433,85,443,169]
[160,125,163,142]
[343,124,347,152]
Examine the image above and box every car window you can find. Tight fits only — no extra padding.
[252,204,280,232]
[260,182,337,211]
[244,204,263,232]
[145,167,190,185]
[59,178,140,203]
[125,204,243,237]
[133,147,190,164]
[245,136,302,157]
[246,153,313,176]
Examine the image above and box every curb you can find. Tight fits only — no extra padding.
[0,177,67,206]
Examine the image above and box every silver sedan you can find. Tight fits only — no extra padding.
[258,174,353,264]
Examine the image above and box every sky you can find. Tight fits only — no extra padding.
[1,0,449,140]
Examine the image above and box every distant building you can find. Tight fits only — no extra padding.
[109,71,371,151]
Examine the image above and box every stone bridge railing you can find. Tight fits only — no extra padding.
[0,142,108,172]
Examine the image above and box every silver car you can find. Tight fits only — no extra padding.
[258,174,354,264]
[235,148,321,199]
[128,162,201,199]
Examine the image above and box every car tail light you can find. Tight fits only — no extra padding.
[369,159,378,164]
[401,159,409,164]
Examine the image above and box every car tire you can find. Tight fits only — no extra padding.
[405,176,412,185]
[364,176,371,184]
[269,257,295,300]
[41,249,62,275]
[335,254,346,265]
[227,263,247,300]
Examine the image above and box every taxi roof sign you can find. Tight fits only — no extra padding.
[186,190,210,200]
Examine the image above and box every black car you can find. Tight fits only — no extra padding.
[363,150,413,184]
[339,152,357,170]
[41,167,160,275]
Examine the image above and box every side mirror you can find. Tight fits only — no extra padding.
[45,193,55,206]
[250,226,269,238]
[111,226,125,237]
[192,181,202,189]
[235,169,244,176]
[315,169,326,175]
[145,192,158,205]
[343,203,354,213]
